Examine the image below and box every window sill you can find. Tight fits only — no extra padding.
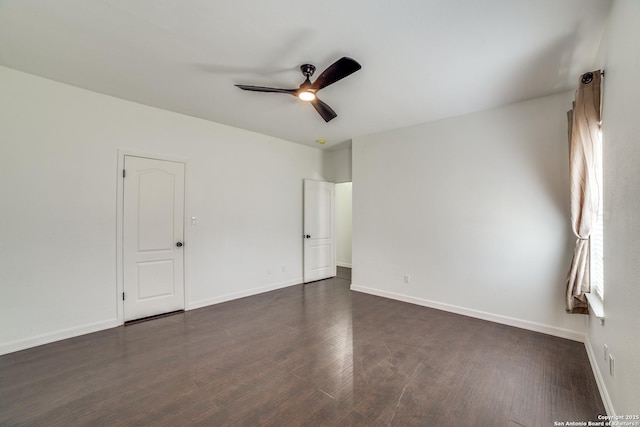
[585,292,605,320]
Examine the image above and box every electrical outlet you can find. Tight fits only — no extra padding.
[404,274,411,284]
[282,265,286,273]
[604,344,608,362]
[609,354,615,378]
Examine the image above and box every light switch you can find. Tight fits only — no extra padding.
[191,216,197,225]
[609,354,615,377]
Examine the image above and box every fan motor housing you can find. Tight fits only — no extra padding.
[300,64,316,77]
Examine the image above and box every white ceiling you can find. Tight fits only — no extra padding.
[0,0,612,150]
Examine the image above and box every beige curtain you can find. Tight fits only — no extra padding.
[566,70,602,314]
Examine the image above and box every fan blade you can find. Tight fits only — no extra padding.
[310,98,337,122]
[235,85,297,95]
[311,57,361,91]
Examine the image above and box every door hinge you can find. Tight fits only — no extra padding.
[122,169,126,178]
[122,292,125,301]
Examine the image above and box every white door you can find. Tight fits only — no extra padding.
[123,156,185,321]
[303,179,336,283]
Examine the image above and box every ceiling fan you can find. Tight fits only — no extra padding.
[235,57,361,122]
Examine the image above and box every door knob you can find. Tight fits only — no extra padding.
[176,242,183,247]
[305,235,311,239]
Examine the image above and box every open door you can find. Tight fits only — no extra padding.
[303,179,336,283]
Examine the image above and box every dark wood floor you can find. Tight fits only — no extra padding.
[0,268,604,426]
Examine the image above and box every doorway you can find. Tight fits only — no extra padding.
[335,182,352,282]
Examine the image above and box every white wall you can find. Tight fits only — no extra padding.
[0,66,326,354]
[335,182,352,268]
[324,146,352,183]
[586,0,640,415]
[352,91,586,340]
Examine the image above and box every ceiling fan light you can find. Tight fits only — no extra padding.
[298,91,316,101]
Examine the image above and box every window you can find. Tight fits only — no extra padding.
[590,129,604,300]
[590,204,604,299]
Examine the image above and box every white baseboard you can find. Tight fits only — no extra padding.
[337,262,352,268]
[1,279,303,356]
[584,336,615,416]
[0,318,120,356]
[350,284,585,342]
[188,277,302,310]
